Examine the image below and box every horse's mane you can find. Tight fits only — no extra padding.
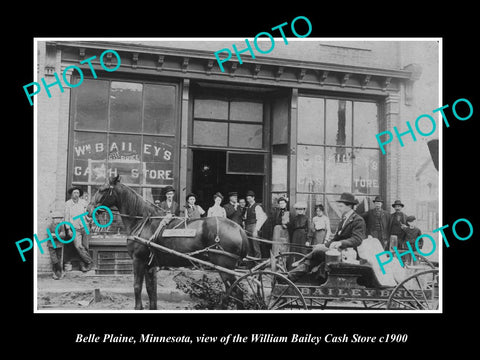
[117,183,166,218]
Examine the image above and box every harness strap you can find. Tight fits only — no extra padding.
[214,216,220,243]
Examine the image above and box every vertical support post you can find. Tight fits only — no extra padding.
[289,88,298,207]
[384,93,400,206]
[179,79,190,206]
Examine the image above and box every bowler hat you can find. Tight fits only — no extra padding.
[162,185,175,195]
[213,192,224,200]
[186,193,197,201]
[277,197,288,203]
[336,192,358,205]
[228,191,238,197]
[246,190,255,197]
[391,200,404,208]
[67,186,83,197]
[373,195,384,203]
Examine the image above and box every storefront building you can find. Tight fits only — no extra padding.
[36,40,439,273]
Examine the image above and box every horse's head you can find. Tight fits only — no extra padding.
[87,174,121,217]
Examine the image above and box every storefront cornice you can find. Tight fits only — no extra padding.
[50,41,417,93]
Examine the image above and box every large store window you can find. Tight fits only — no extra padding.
[69,78,178,237]
[296,96,381,227]
[193,98,264,149]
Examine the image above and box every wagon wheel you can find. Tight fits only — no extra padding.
[271,252,306,274]
[225,270,308,310]
[386,269,439,310]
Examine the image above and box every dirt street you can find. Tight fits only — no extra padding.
[37,268,223,311]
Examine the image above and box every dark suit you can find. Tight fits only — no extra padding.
[360,209,390,248]
[288,211,366,282]
[329,212,366,250]
[159,200,180,216]
[224,202,243,226]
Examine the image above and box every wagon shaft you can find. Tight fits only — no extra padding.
[132,235,243,277]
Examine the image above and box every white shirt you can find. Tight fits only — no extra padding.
[65,198,89,229]
[312,214,332,238]
[207,205,226,218]
[253,204,267,232]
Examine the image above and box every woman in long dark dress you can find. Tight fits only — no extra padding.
[289,201,311,255]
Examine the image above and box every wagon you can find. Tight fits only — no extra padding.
[132,231,438,310]
[226,251,439,310]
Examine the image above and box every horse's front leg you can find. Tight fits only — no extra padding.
[133,257,146,310]
[144,267,158,310]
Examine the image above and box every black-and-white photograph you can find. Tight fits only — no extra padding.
[33,38,441,312]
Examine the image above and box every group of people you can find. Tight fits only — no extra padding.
[47,182,423,284]
[154,187,268,259]
[286,193,423,282]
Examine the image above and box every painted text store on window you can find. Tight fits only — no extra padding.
[67,77,180,273]
[294,95,383,229]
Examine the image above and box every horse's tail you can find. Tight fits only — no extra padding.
[239,226,249,259]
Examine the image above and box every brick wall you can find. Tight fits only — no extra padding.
[36,42,71,272]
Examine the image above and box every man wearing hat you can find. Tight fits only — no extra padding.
[65,186,94,272]
[389,200,407,248]
[159,185,180,216]
[360,195,391,250]
[184,193,205,219]
[401,215,422,265]
[245,190,267,258]
[224,191,243,226]
[288,193,366,282]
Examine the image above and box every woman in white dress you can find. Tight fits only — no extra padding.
[207,192,227,218]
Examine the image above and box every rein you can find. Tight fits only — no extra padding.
[245,232,313,250]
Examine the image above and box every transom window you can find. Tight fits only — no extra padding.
[193,98,264,149]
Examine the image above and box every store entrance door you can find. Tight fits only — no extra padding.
[191,150,264,211]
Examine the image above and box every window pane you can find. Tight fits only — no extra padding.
[325,194,346,231]
[108,134,141,185]
[144,84,176,134]
[326,99,352,146]
[73,79,108,131]
[353,148,380,195]
[229,123,263,148]
[325,147,352,193]
[227,153,264,174]
[272,98,289,145]
[72,132,107,184]
[193,121,228,146]
[230,101,263,122]
[354,101,379,147]
[142,136,176,186]
[296,193,325,221]
[194,99,228,120]
[354,195,374,215]
[298,97,324,144]
[109,81,143,132]
[297,145,324,193]
[272,155,287,192]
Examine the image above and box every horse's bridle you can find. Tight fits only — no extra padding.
[95,184,114,209]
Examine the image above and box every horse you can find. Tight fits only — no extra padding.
[87,175,249,310]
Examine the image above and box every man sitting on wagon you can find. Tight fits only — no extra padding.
[288,193,366,282]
